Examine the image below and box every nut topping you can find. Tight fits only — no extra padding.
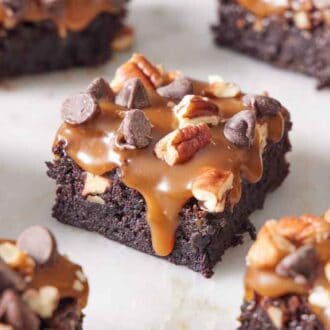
[154,123,212,166]
[173,95,220,128]
[204,81,241,98]
[0,0,27,19]
[224,110,256,148]
[0,258,26,292]
[156,77,193,101]
[115,78,150,109]
[192,168,234,212]
[22,286,60,319]
[247,220,295,269]
[61,92,100,125]
[266,306,284,329]
[82,172,111,196]
[117,109,152,149]
[111,54,164,90]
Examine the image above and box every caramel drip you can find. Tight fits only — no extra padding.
[55,81,285,257]
[0,0,123,34]
[0,239,88,310]
[237,0,288,17]
[245,240,330,328]
[28,255,88,309]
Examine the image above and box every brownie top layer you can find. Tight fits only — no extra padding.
[245,209,330,328]
[237,0,330,29]
[53,53,287,257]
[0,226,88,329]
[0,0,126,35]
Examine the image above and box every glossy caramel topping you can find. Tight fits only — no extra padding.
[54,59,285,257]
[238,0,288,17]
[0,238,88,310]
[0,0,124,35]
[245,212,330,328]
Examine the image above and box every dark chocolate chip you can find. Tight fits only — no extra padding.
[0,289,40,330]
[0,0,26,18]
[275,245,319,284]
[115,78,150,109]
[156,77,193,101]
[223,110,256,148]
[86,77,114,102]
[61,92,100,125]
[40,0,65,14]
[0,258,26,292]
[242,94,282,117]
[118,109,152,149]
[17,226,58,265]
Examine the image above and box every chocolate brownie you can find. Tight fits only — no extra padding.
[213,0,330,89]
[239,210,330,329]
[0,0,129,78]
[47,54,292,277]
[0,226,88,329]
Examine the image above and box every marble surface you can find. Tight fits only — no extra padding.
[0,0,329,329]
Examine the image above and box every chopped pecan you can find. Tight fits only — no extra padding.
[276,214,330,245]
[192,168,233,212]
[247,220,295,269]
[173,95,220,128]
[111,54,164,91]
[204,80,241,98]
[154,124,212,166]
[82,173,111,196]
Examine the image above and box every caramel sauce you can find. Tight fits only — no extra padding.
[0,239,88,310]
[28,255,88,309]
[55,81,285,257]
[237,0,288,17]
[245,240,330,328]
[0,0,123,35]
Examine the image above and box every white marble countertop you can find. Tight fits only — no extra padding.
[0,0,329,329]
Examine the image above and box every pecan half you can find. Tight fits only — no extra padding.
[111,54,164,91]
[154,124,212,166]
[247,220,296,269]
[192,168,233,212]
[173,95,220,128]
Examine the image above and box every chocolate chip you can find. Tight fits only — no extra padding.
[61,92,100,125]
[275,245,319,284]
[242,94,282,117]
[0,258,26,292]
[156,77,193,101]
[17,226,58,265]
[0,289,40,330]
[86,77,114,102]
[117,109,152,149]
[40,0,65,14]
[224,110,256,148]
[115,78,150,109]
[0,0,26,18]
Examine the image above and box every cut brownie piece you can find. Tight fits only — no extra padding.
[238,210,330,329]
[213,0,330,89]
[0,226,88,329]
[0,0,130,78]
[47,54,292,277]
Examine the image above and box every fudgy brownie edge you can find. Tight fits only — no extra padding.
[0,12,124,78]
[46,117,291,278]
[213,0,330,89]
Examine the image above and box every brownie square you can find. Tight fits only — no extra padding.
[213,0,330,89]
[47,54,292,277]
[0,0,129,78]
